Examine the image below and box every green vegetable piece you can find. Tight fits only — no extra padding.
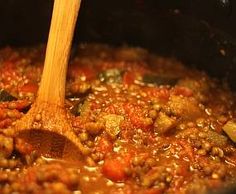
[223,120,236,142]
[98,69,123,83]
[0,89,17,102]
[142,74,178,86]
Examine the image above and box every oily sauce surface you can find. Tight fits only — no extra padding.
[0,44,236,193]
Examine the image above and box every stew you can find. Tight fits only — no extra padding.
[0,44,236,194]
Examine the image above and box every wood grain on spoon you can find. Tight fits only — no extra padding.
[7,0,90,159]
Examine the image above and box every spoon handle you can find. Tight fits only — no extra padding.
[38,0,81,106]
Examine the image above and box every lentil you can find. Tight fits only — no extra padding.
[79,132,89,142]
[35,113,41,121]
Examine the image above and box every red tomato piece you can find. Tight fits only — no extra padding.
[96,137,113,154]
[102,154,131,182]
[19,83,38,94]
[123,103,151,130]
[0,118,12,128]
[123,72,136,85]
[0,109,7,120]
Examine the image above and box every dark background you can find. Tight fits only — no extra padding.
[0,0,235,91]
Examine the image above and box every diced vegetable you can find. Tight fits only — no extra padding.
[0,89,17,102]
[103,114,124,138]
[102,157,127,181]
[84,121,104,135]
[19,83,38,94]
[168,95,202,119]
[142,74,178,86]
[178,78,209,94]
[69,97,87,116]
[205,130,227,147]
[78,100,91,117]
[102,154,131,182]
[70,101,83,116]
[223,120,236,142]
[95,137,113,154]
[98,69,123,83]
[154,112,177,134]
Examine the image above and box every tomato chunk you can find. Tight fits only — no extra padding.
[102,154,131,182]
[19,83,38,94]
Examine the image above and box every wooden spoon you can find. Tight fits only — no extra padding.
[8,0,90,159]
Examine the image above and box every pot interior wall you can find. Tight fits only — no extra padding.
[0,0,235,90]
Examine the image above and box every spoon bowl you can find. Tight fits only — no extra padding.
[13,101,90,159]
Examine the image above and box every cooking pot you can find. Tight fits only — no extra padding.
[0,0,235,193]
